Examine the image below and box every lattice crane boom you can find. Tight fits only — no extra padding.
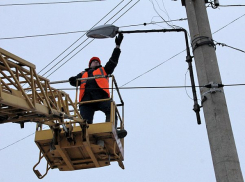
[0,47,83,127]
[0,48,125,179]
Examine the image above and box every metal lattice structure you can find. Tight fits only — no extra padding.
[0,48,125,179]
[0,47,83,127]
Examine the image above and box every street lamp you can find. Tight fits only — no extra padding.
[86,25,201,124]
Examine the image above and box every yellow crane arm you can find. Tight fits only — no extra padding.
[0,47,83,127]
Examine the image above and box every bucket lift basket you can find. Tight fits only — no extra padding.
[34,75,125,178]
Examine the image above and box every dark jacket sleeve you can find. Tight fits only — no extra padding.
[69,72,82,87]
[104,48,121,75]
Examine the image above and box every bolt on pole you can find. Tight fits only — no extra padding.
[183,0,244,181]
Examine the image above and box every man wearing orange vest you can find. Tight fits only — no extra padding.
[69,33,127,138]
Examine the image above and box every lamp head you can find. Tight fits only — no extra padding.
[86,24,119,39]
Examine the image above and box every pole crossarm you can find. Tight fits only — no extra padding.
[0,48,84,127]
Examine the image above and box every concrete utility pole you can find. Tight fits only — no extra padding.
[182,0,244,181]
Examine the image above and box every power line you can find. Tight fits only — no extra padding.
[25,82,245,92]
[57,85,194,90]
[42,37,90,77]
[1,81,245,152]
[212,13,245,34]
[0,1,136,41]
[0,18,187,40]
[103,0,133,24]
[219,5,245,7]
[38,0,125,75]
[224,83,245,87]
[1,2,244,152]
[206,3,245,9]
[0,30,87,40]
[0,1,142,151]
[44,11,245,84]
[121,50,186,87]
[1,1,141,80]
[149,0,175,29]
[44,0,141,78]
[149,0,187,33]
[43,0,137,78]
[46,38,94,78]
[214,40,245,54]
[0,0,103,7]
[41,0,135,77]
[111,0,140,24]
[21,0,126,89]
[24,85,196,91]
[54,83,245,91]
[156,0,173,24]
[120,18,187,28]
[149,0,184,30]
[0,132,35,151]
[120,13,245,87]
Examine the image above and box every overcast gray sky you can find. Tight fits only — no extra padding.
[0,0,245,181]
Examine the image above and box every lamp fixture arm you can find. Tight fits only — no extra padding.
[118,28,201,124]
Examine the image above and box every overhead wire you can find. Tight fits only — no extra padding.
[1,1,141,80]
[103,0,133,24]
[0,1,145,41]
[0,132,35,151]
[0,0,141,152]
[51,86,196,91]
[0,30,87,40]
[149,0,175,29]
[224,83,245,87]
[150,17,166,28]
[0,0,103,7]
[16,4,245,87]
[1,81,245,152]
[14,0,139,84]
[219,5,245,7]
[1,1,244,152]
[120,12,245,87]
[149,0,187,32]
[46,38,93,78]
[212,13,245,34]
[24,85,196,91]
[0,18,187,40]
[121,50,186,87]
[42,0,135,77]
[27,83,245,91]
[150,0,174,29]
[45,0,140,78]
[38,0,125,75]
[0,125,49,152]
[155,0,173,27]
[1,4,243,82]
[111,0,140,24]
[23,1,131,87]
[120,18,187,28]
[214,40,245,54]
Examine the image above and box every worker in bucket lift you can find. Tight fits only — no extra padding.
[69,33,127,139]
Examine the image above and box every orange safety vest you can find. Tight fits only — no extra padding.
[79,67,110,102]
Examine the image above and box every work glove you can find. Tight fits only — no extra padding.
[69,76,77,87]
[115,33,123,46]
